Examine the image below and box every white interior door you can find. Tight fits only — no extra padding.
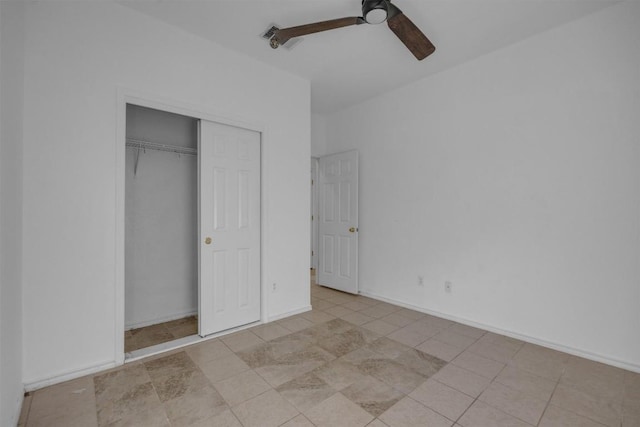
[199,120,261,336]
[318,150,359,294]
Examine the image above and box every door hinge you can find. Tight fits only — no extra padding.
[312,251,314,256]
[311,215,314,221]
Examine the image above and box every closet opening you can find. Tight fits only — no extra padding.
[124,104,199,356]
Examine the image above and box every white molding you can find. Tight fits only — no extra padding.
[126,306,310,363]
[25,316,268,391]
[26,315,268,391]
[125,307,311,363]
[260,129,269,325]
[115,87,268,370]
[117,88,265,134]
[310,157,319,271]
[268,305,312,322]
[14,394,25,427]
[359,289,640,374]
[124,320,263,363]
[24,361,117,392]
[125,310,198,331]
[125,335,205,362]
[115,88,126,366]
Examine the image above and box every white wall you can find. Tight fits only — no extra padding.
[323,2,640,370]
[125,106,198,329]
[0,1,25,424]
[311,113,328,158]
[127,105,198,149]
[21,1,310,387]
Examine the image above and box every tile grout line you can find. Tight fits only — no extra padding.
[535,374,562,427]
[449,345,529,426]
[445,356,495,425]
[142,366,172,427]
[543,363,615,427]
[480,345,551,427]
[507,343,558,427]
[32,281,636,427]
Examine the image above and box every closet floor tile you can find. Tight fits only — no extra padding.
[125,315,198,352]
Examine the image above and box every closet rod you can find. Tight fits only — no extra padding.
[126,138,197,156]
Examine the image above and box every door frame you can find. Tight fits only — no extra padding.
[310,157,319,271]
[115,89,267,364]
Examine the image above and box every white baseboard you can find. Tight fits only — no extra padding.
[125,334,204,362]
[24,360,117,392]
[21,307,309,394]
[359,289,640,374]
[11,386,25,427]
[24,320,258,391]
[25,307,314,392]
[125,309,197,330]
[267,305,312,322]
[126,307,314,362]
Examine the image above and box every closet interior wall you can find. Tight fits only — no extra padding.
[125,105,198,330]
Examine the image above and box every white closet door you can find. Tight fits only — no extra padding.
[318,150,359,294]
[199,120,261,336]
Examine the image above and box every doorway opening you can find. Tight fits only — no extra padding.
[124,105,199,354]
[312,150,360,294]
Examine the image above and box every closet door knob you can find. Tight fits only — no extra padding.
[204,237,212,245]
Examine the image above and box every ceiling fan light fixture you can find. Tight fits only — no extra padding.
[362,0,388,24]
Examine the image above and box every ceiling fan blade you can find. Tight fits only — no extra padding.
[387,12,435,60]
[273,17,365,47]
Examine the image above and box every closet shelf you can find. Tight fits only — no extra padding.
[126,138,197,156]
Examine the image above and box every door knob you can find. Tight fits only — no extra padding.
[349,227,357,233]
[204,237,212,245]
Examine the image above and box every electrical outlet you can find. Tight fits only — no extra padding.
[272,283,277,292]
[445,281,452,293]
[417,276,424,286]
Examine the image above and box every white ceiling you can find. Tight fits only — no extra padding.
[120,0,618,114]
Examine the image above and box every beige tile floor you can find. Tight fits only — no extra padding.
[19,273,640,426]
[125,315,198,352]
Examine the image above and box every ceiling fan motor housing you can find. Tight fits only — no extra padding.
[362,0,389,24]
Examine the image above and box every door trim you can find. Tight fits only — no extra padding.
[311,157,319,271]
[115,88,267,365]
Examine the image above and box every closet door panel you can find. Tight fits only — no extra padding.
[199,120,261,336]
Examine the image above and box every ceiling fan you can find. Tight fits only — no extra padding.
[266,0,435,61]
